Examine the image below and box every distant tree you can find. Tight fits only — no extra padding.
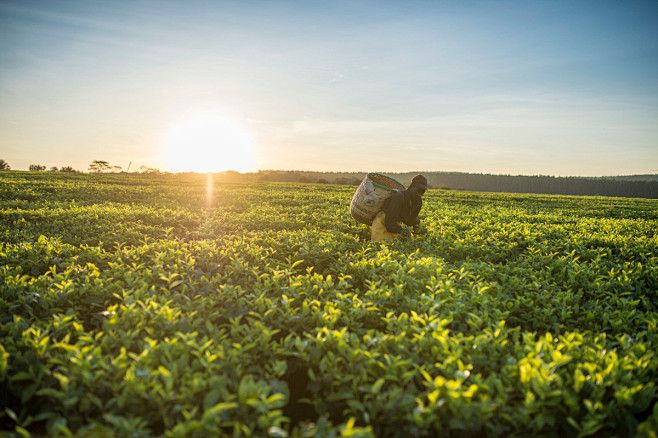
[0,159,10,170]
[60,166,77,173]
[29,164,46,171]
[89,160,111,173]
[139,165,162,174]
[223,170,241,179]
[49,166,58,172]
[110,165,122,173]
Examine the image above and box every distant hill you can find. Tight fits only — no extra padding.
[395,172,658,199]
[229,170,658,199]
[604,174,658,182]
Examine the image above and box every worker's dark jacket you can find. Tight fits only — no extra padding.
[380,190,422,234]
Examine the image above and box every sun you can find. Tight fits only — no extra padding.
[163,114,255,173]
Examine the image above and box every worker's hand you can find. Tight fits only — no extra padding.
[413,224,427,236]
[400,228,411,238]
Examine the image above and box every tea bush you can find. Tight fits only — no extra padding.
[1,171,656,437]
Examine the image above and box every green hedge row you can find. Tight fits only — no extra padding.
[1,172,656,437]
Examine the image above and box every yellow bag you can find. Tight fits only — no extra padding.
[371,211,401,241]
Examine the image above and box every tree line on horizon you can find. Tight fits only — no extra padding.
[1,158,655,199]
[0,159,163,174]
[250,170,658,199]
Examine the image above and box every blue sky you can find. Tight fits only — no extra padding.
[1,0,657,175]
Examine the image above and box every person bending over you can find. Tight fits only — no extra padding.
[371,174,427,241]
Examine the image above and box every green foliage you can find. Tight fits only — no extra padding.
[0,171,656,437]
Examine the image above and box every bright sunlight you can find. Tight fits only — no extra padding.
[163,114,255,173]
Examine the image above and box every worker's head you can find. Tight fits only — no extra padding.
[409,174,427,197]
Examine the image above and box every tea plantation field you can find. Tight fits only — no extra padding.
[1,171,657,437]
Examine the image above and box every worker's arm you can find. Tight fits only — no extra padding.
[402,197,422,227]
[383,192,405,234]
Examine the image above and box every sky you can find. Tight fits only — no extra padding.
[1,0,657,176]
